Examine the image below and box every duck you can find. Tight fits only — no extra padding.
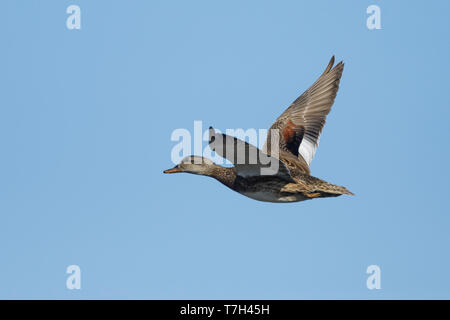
[164,56,353,203]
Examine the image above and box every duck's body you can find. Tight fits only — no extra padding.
[195,162,352,203]
[207,166,306,203]
[164,56,353,203]
[236,176,307,203]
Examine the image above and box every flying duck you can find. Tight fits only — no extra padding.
[164,56,353,202]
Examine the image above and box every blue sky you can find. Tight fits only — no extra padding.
[1,0,449,299]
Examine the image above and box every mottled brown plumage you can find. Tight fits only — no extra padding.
[164,56,353,203]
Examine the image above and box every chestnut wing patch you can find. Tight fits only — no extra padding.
[282,121,305,157]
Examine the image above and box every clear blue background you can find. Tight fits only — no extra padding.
[1,0,449,299]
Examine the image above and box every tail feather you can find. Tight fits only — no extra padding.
[319,183,354,196]
[311,180,354,197]
[300,174,354,197]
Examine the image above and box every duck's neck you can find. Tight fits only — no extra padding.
[206,165,236,189]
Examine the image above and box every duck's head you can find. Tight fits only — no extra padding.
[163,156,215,175]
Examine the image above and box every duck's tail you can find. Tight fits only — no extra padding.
[317,183,354,197]
[304,176,354,199]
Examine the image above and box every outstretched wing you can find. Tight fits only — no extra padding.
[208,127,294,181]
[263,56,344,170]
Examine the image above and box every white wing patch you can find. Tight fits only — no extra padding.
[298,139,317,166]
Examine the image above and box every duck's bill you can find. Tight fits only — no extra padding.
[163,167,182,174]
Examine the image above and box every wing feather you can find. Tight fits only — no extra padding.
[263,56,344,170]
[208,127,294,181]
